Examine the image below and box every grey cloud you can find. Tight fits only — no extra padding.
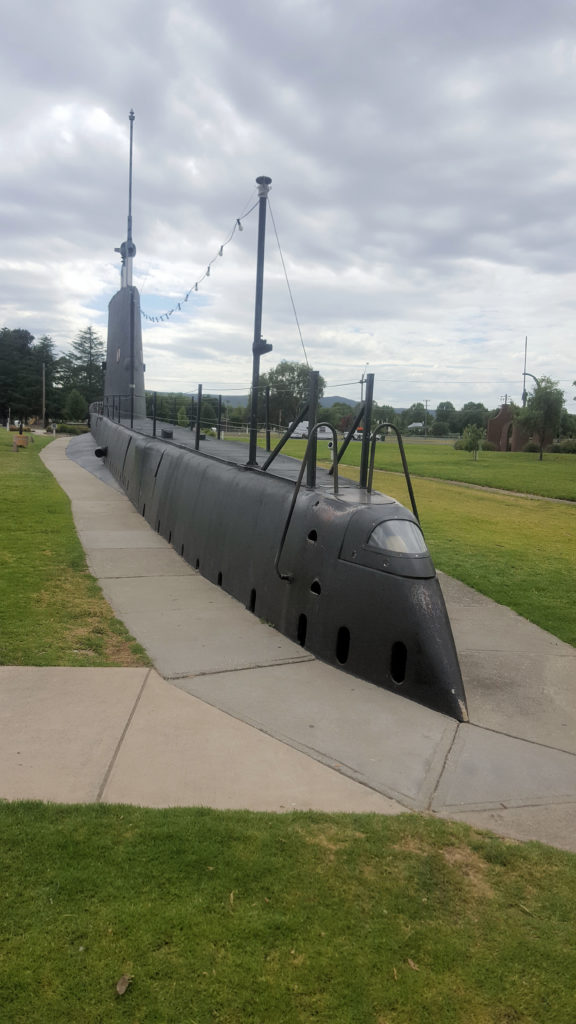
[0,0,575,408]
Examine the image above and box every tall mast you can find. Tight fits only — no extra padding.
[247,175,273,466]
[126,108,135,285]
[114,109,137,288]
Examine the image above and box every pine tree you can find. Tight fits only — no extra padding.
[66,327,105,404]
[0,329,60,423]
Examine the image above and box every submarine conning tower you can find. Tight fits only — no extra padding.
[104,109,146,421]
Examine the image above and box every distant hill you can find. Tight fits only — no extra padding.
[221,395,249,407]
[222,393,359,409]
[320,395,358,409]
[220,394,422,415]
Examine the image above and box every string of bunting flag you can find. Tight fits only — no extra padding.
[140,198,259,322]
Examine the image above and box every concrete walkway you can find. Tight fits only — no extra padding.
[2,435,575,852]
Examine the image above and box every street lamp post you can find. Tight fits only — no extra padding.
[522,336,540,406]
[522,372,539,407]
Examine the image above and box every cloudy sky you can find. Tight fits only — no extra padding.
[1,0,575,409]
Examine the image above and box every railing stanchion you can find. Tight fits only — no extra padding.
[368,422,420,523]
[195,384,202,450]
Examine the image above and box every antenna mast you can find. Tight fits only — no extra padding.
[114,109,137,288]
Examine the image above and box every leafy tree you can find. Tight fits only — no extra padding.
[147,391,192,425]
[224,404,249,429]
[318,402,355,431]
[435,401,457,431]
[401,403,426,430]
[457,402,490,432]
[560,408,576,437]
[372,403,398,428]
[462,423,483,460]
[201,398,218,424]
[517,377,564,461]
[64,388,88,422]
[260,361,325,426]
[431,419,450,436]
[177,405,189,427]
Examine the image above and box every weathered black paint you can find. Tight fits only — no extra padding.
[91,414,468,721]
[104,287,146,419]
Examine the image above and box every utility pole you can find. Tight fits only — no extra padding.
[42,362,46,428]
[247,176,273,466]
[424,399,429,437]
[360,363,369,402]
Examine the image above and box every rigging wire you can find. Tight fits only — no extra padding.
[267,198,309,368]
[139,196,259,323]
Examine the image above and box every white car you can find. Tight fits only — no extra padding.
[289,421,309,439]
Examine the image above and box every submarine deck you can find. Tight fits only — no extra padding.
[122,417,398,507]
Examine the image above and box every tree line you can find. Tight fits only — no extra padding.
[2,334,573,448]
[155,361,573,444]
[0,327,104,425]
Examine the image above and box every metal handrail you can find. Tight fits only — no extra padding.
[274,423,339,582]
[367,423,420,523]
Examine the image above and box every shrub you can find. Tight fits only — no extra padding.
[523,442,540,453]
[56,423,91,436]
[462,423,483,459]
[481,440,498,451]
[547,439,576,454]
[64,388,88,422]
[453,439,465,450]
[431,420,450,436]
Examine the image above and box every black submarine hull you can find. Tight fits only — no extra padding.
[91,414,468,721]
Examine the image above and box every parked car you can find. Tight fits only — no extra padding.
[289,421,309,439]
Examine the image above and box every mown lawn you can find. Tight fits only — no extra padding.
[2,803,576,1024]
[282,439,576,500]
[325,463,576,647]
[0,432,149,666]
[2,435,576,1022]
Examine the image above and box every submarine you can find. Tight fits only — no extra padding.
[91,129,468,721]
[91,408,468,722]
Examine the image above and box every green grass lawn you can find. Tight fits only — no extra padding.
[325,463,576,647]
[281,439,576,500]
[2,803,576,1024]
[3,432,576,1023]
[0,432,149,666]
